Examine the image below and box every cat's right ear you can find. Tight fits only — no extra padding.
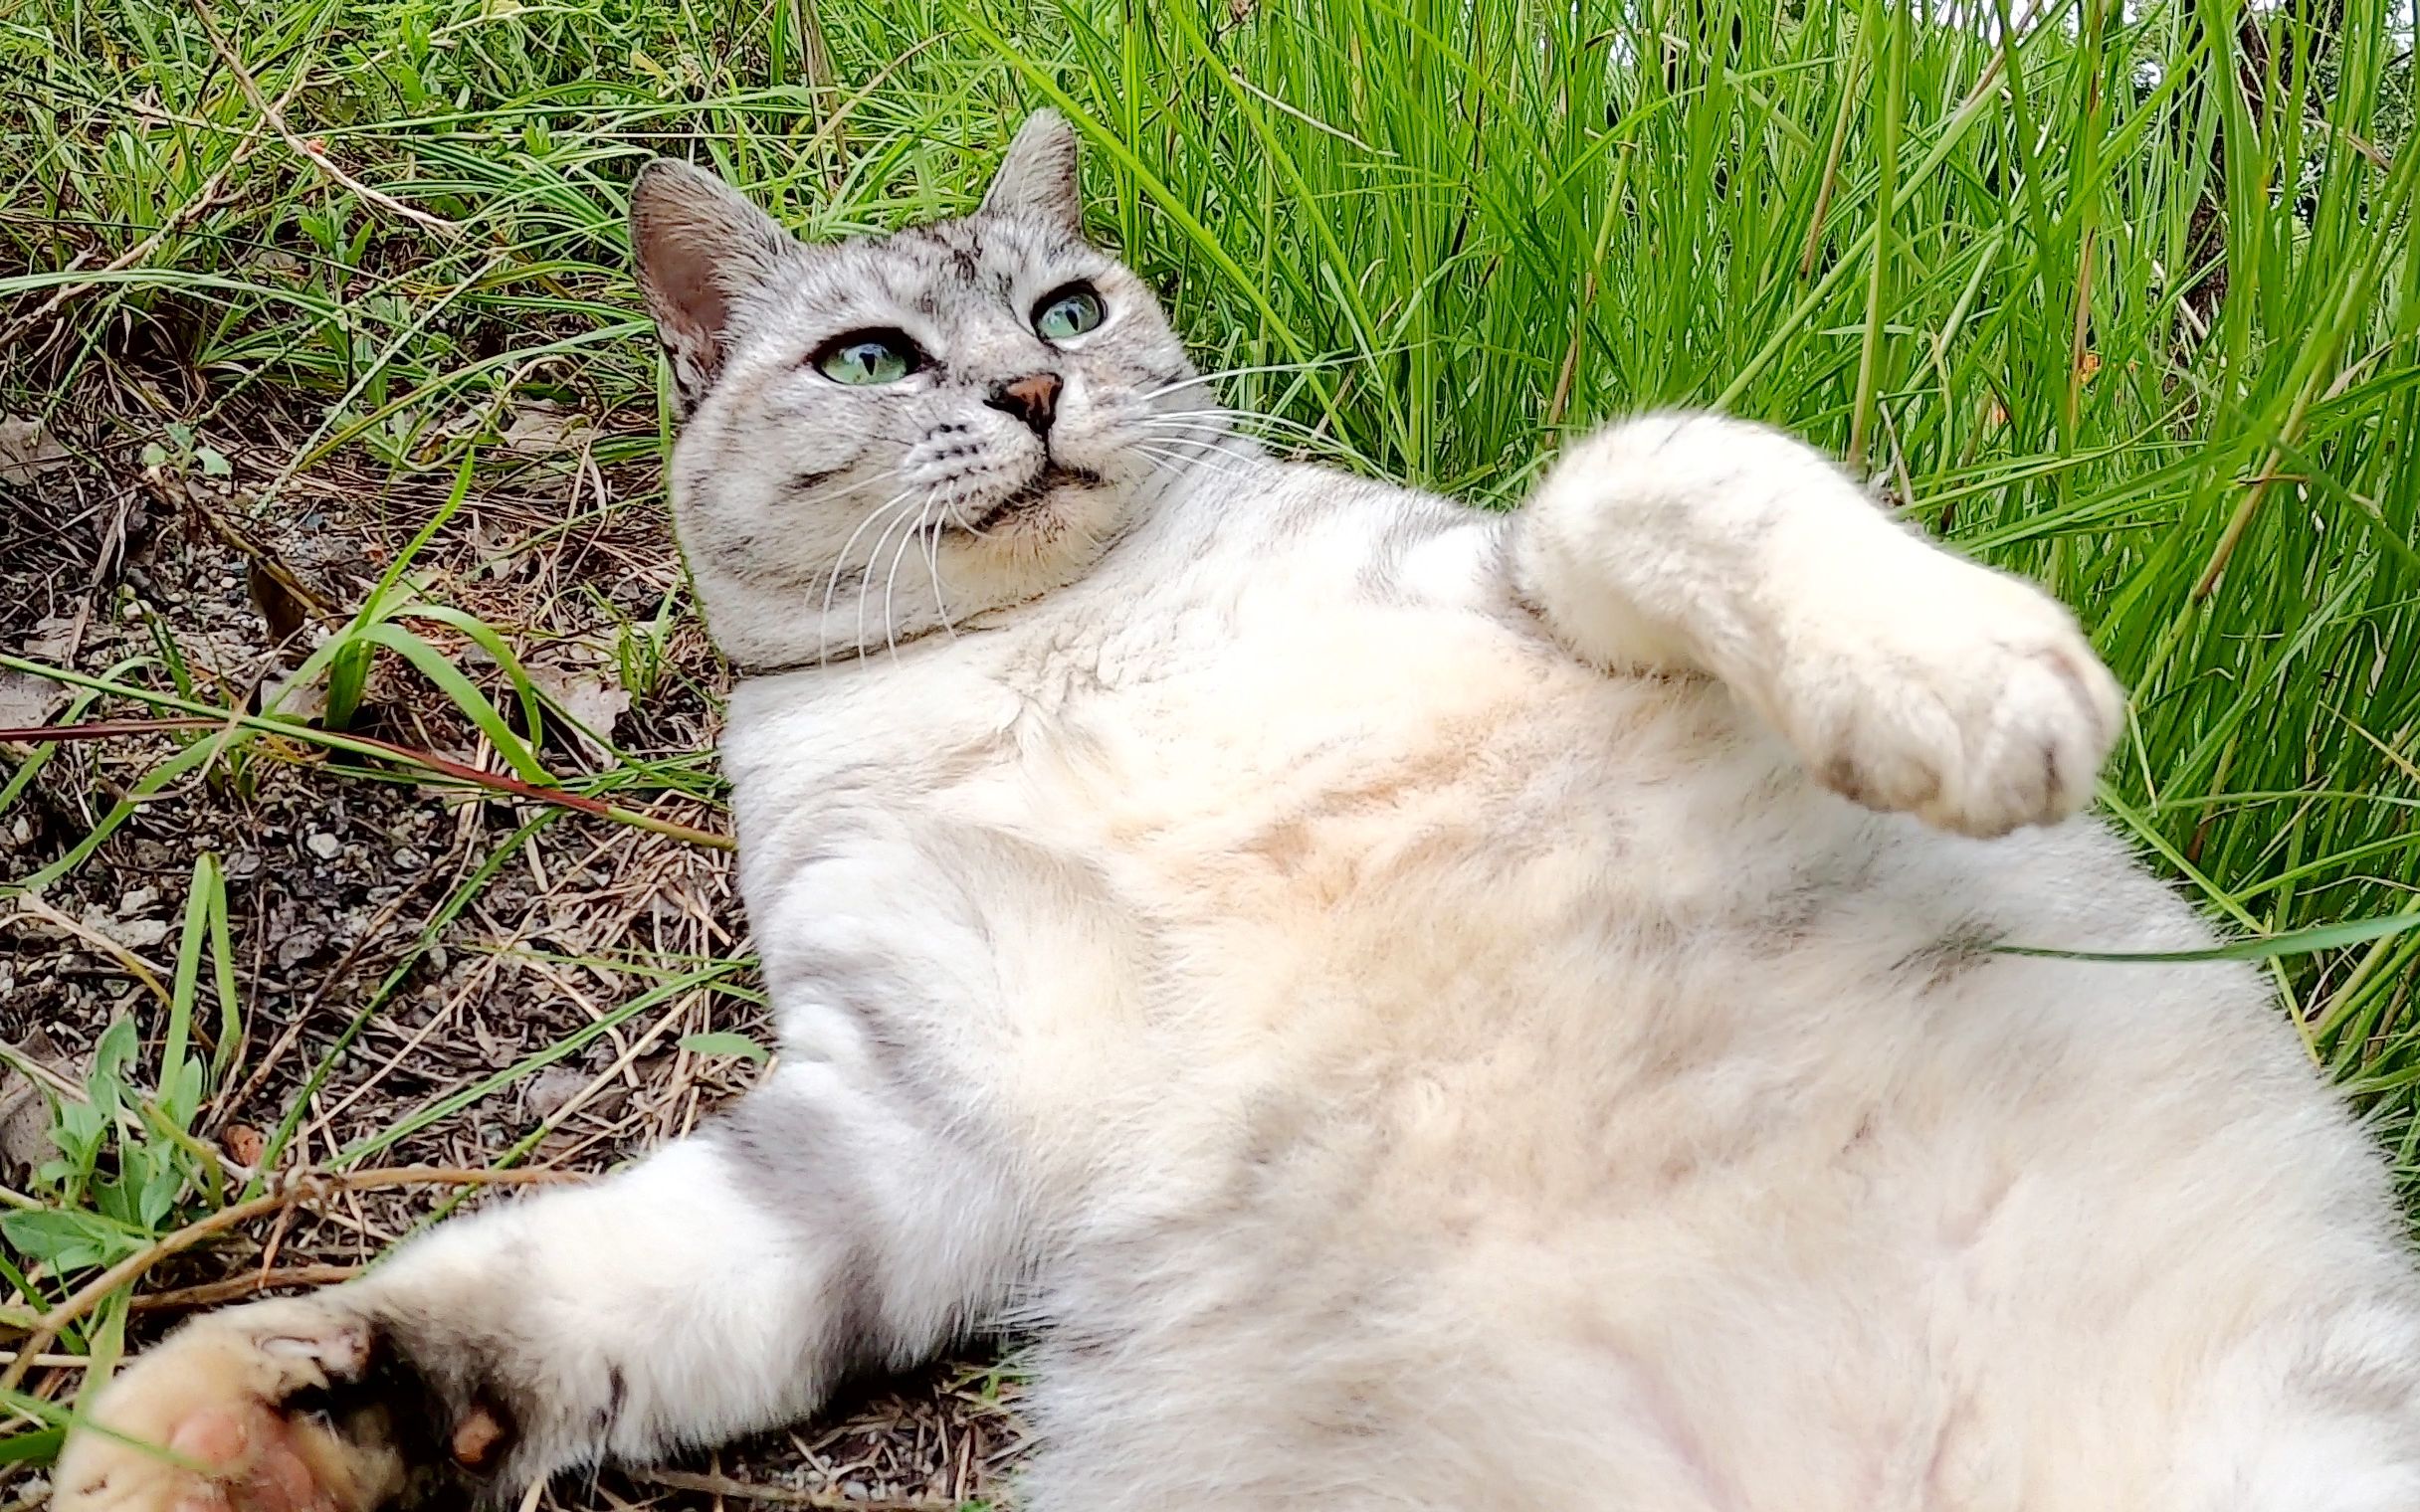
[980,111,1083,233]
[630,159,799,413]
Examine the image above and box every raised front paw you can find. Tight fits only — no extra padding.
[1771,562,2123,839]
[52,1298,423,1512]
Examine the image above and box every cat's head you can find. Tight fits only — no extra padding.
[631,112,1217,669]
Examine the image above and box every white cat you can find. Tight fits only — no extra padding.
[54,112,2420,1512]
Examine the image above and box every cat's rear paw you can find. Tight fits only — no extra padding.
[53,1298,411,1512]
[1774,566,2122,838]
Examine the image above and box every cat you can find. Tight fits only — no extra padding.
[53,111,2420,1512]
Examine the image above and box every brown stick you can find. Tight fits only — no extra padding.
[140,470,341,629]
[0,718,220,742]
[0,716,733,851]
[629,1469,955,1511]
[0,59,312,346]
[129,1263,360,1312]
[192,0,458,236]
[2,893,174,1009]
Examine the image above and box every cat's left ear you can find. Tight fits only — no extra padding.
[980,110,1083,234]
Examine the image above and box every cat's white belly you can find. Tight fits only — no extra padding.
[886,595,2410,1511]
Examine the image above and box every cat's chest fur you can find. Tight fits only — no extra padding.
[724,476,1794,960]
[717,477,1996,1184]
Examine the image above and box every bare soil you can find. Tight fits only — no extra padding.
[0,390,1022,1510]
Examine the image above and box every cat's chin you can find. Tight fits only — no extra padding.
[956,463,1106,537]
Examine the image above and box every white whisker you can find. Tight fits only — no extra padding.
[821,489,921,664]
[1136,355,1374,404]
[923,504,956,639]
[1136,420,1280,444]
[943,500,1002,542]
[1142,403,1325,432]
[1137,411,1340,447]
[1131,435,1228,464]
[804,467,908,506]
[878,493,933,663]
[1140,427,1331,465]
[857,492,929,663]
[1134,441,1257,491]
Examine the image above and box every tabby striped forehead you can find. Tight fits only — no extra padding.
[767,213,1114,336]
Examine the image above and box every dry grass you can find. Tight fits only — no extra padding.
[0,377,1019,1506]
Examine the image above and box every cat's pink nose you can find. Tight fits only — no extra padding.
[987,372,1062,435]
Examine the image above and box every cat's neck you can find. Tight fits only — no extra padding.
[706,432,1269,678]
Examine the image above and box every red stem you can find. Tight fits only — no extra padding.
[0,717,729,848]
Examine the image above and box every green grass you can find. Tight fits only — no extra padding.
[3,0,2419,1486]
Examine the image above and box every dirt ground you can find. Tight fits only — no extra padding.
[0,389,1024,1510]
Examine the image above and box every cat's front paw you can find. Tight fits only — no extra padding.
[52,1298,427,1512]
[1772,564,2122,839]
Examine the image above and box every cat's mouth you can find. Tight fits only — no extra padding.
[959,463,1104,534]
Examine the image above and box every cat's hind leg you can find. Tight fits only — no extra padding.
[52,1069,1024,1512]
[1511,412,2122,838]
[2159,1290,2420,1512]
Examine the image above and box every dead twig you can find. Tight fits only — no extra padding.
[128,1263,360,1312]
[138,470,341,628]
[0,714,733,851]
[1,894,175,1012]
[630,1468,953,1511]
[192,0,458,237]
[0,62,311,346]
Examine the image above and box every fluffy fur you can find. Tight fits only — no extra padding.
[56,112,2420,1512]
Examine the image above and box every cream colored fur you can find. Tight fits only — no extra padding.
[55,115,2420,1512]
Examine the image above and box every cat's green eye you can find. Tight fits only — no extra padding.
[1033,284,1105,342]
[814,330,920,386]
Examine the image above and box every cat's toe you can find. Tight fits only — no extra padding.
[53,1299,409,1512]
[1784,572,2122,839]
[1915,631,2120,837]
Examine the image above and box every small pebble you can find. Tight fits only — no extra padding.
[305,832,341,859]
